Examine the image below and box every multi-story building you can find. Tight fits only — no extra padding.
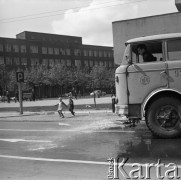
[0,31,114,70]
[0,31,114,97]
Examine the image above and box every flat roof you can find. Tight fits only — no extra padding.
[126,33,181,44]
[112,12,179,24]
[16,31,82,39]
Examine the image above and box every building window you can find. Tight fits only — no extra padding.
[66,48,71,55]
[94,61,98,66]
[6,57,12,65]
[55,59,61,65]
[31,58,39,66]
[75,59,81,67]
[94,50,97,57]
[108,51,112,58]
[99,51,102,57]
[14,57,20,65]
[104,51,107,57]
[83,50,88,56]
[20,45,26,53]
[67,59,71,66]
[0,44,3,52]
[54,48,59,55]
[89,60,93,67]
[42,47,47,54]
[30,46,38,53]
[61,59,66,66]
[48,47,53,55]
[104,61,107,66]
[42,59,48,66]
[89,50,93,56]
[5,44,11,52]
[99,61,103,66]
[49,59,54,67]
[21,58,27,65]
[74,49,81,56]
[0,57,4,64]
[84,60,88,66]
[13,45,19,53]
[60,48,65,55]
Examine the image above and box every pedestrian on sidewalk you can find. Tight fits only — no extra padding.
[68,95,75,116]
[111,94,116,113]
[56,97,67,119]
[6,90,10,103]
[15,90,19,103]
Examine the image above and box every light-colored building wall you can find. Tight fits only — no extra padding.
[112,12,181,64]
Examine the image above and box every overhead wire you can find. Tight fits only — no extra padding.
[0,0,121,21]
[0,0,147,23]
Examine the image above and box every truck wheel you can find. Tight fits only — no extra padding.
[146,96,181,138]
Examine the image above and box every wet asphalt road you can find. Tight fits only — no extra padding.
[0,113,181,179]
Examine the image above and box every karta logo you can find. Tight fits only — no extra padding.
[107,157,180,179]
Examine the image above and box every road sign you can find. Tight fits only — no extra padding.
[16,72,24,82]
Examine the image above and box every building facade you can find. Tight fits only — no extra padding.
[0,31,114,98]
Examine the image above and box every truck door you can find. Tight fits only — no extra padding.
[126,41,168,106]
[166,38,181,90]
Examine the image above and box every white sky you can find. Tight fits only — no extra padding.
[0,0,178,46]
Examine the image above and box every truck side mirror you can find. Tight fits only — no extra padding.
[126,56,132,64]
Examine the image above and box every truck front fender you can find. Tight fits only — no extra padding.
[142,88,181,118]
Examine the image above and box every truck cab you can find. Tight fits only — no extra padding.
[115,33,181,138]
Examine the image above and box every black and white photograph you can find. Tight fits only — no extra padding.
[0,0,181,179]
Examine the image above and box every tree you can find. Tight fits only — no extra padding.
[49,64,69,95]
[25,66,50,87]
[7,70,17,92]
[70,66,90,95]
[90,65,109,91]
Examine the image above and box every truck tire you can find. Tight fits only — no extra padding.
[146,96,181,138]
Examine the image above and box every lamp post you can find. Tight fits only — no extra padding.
[92,79,96,108]
[0,64,5,97]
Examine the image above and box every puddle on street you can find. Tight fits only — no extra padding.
[18,118,181,165]
[70,119,181,164]
[116,132,181,164]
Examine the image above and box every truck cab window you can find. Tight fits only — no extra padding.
[131,41,163,64]
[167,39,181,61]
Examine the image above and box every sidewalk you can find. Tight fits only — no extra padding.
[0,96,111,108]
[0,109,113,118]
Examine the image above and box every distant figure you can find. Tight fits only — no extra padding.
[137,44,156,62]
[74,89,77,99]
[31,89,35,101]
[68,96,75,116]
[111,94,116,113]
[6,91,10,103]
[69,92,72,97]
[56,97,67,119]
[111,86,115,96]
[15,90,19,103]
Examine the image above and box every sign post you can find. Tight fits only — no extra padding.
[16,72,24,114]
[92,79,96,107]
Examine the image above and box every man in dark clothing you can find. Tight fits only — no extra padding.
[111,94,116,113]
[6,91,10,103]
[15,90,19,103]
[31,89,35,101]
[68,96,75,116]
[137,44,156,62]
